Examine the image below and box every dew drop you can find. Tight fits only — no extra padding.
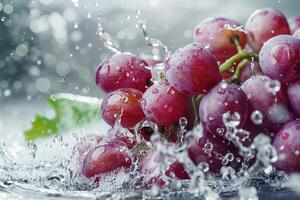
[265,79,281,94]
[152,88,159,94]
[223,111,241,127]
[282,132,289,140]
[250,110,263,125]
[217,88,225,94]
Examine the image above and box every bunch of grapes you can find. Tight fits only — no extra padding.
[75,8,300,188]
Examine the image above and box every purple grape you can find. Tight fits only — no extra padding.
[239,61,263,83]
[241,75,294,129]
[287,81,300,117]
[259,35,300,83]
[199,82,249,134]
[82,137,132,178]
[273,120,300,173]
[96,53,152,93]
[165,43,221,96]
[141,83,190,126]
[188,131,237,173]
[245,8,290,52]
[289,17,300,34]
[193,17,247,62]
[101,88,145,128]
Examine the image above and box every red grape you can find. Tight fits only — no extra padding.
[141,83,190,126]
[273,120,300,173]
[259,35,300,83]
[140,147,189,188]
[101,88,145,128]
[193,17,247,62]
[288,17,300,34]
[188,132,235,173]
[82,137,132,178]
[239,61,263,83]
[165,43,221,96]
[96,53,152,93]
[245,8,290,52]
[199,82,249,134]
[241,75,294,129]
[287,81,300,117]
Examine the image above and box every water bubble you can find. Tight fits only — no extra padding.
[250,110,263,125]
[179,117,188,129]
[222,153,234,165]
[216,128,225,135]
[220,82,228,89]
[203,142,213,155]
[223,111,241,127]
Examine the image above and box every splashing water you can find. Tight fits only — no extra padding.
[97,16,122,53]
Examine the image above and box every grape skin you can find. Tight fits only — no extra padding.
[239,61,263,83]
[82,137,132,178]
[165,43,221,96]
[199,82,249,134]
[193,17,247,62]
[273,120,300,173]
[287,81,300,117]
[101,88,145,128]
[188,132,236,173]
[241,75,294,129]
[259,35,300,83]
[95,53,152,93]
[245,8,290,52]
[141,83,190,126]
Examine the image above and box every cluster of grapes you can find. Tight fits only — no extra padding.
[75,8,300,188]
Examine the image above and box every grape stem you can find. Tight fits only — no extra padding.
[219,36,259,73]
[231,58,249,81]
[232,36,243,53]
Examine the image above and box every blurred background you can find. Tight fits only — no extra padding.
[0,0,300,102]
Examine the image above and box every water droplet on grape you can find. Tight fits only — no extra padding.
[152,88,159,94]
[282,132,289,140]
[223,111,241,127]
[203,142,213,155]
[250,110,263,125]
[265,79,281,94]
[217,88,225,94]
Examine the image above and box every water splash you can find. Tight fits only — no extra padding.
[136,10,171,59]
[97,16,122,53]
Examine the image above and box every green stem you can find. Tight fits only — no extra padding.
[219,51,259,73]
[232,36,243,53]
[220,35,259,73]
[231,59,249,82]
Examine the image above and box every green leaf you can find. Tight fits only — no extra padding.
[24,93,102,141]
